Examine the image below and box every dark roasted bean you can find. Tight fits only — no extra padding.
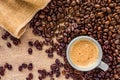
[50,77,54,80]
[28,48,33,55]
[26,77,31,80]
[2,35,7,40]
[38,76,42,80]
[56,71,61,77]
[22,63,27,68]
[55,59,60,65]
[7,42,12,48]
[65,74,70,79]
[28,73,33,79]
[34,40,39,47]
[28,41,33,46]
[28,63,33,71]
[48,53,53,58]
[18,66,22,71]
[7,64,12,70]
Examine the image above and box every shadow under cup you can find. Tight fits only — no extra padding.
[66,36,103,71]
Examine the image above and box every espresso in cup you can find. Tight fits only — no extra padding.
[67,36,109,71]
[69,39,98,68]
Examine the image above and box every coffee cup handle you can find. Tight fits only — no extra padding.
[98,61,109,71]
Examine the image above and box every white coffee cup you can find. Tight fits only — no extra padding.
[66,36,109,71]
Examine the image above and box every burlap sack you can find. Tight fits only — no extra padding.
[0,0,50,38]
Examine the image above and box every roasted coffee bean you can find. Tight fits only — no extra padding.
[13,40,19,46]
[38,76,42,80]
[7,64,12,70]
[55,59,60,65]
[28,63,33,71]
[34,40,39,47]
[28,48,33,55]
[18,66,22,71]
[39,69,47,79]
[50,64,57,71]
[26,77,31,80]
[114,74,119,79]
[22,63,27,68]
[103,29,109,32]
[101,7,107,12]
[38,69,42,74]
[106,7,111,13]
[50,77,54,80]
[56,71,61,77]
[65,74,70,79]
[28,41,33,46]
[35,22,41,26]
[48,53,53,58]
[39,14,45,19]
[5,32,10,36]
[28,73,33,79]
[7,42,12,48]
[115,40,119,44]
[2,35,7,40]
[47,16,52,22]
[97,12,103,17]
[47,72,53,77]
[36,45,42,50]
[94,4,100,8]
[4,63,9,68]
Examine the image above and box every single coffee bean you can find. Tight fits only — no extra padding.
[47,16,52,22]
[65,74,70,79]
[115,40,119,44]
[28,41,33,46]
[38,76,42,80]
[26,77,31,80]
[39,14,45,19]
[94,4,100,8]
[18,66,22,71]
[28,63,33,71]
[4,63,9,68]
[34,40,39,47]
[5,32,10,36]
[28,73,33,79]
[22,63,27,68]
[48,53,53,58]
[2,35,7,40]
[55,59,60,65]
[97,12,103,17]
[7,42,12,48]
[56,71,61,77]
[106,7,111,13]
[28,48,33,55]
[50,77,54,80]
[101,7,107,12]
[7,64,12,70]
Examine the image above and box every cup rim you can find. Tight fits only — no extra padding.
[66,36,103,71]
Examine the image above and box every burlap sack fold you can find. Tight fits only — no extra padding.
[0,0,50,38]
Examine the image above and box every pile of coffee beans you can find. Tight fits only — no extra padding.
[29,0,120,79]
[1,0,120,80]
